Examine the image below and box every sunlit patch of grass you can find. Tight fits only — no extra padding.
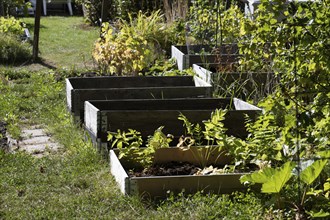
[21,16,99,70]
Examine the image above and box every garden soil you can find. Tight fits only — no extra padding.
[0,121,8,151]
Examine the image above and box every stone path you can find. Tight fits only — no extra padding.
[8,125,61,157]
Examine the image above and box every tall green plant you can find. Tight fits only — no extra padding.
[93,10,177,75]
[187,0,245,45]
[107,127,172,168]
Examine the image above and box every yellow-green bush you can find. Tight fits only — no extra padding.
[0,16,25,35]
[93,11,170,76]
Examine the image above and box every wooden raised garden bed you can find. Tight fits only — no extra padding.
[84,98,261,152]
[66,76,212,122]
[193,63,278,101]
[171,44,240,71]
[110,146,250,199]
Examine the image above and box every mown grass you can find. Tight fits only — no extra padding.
[2,16,99,71]
[0,17,282,219]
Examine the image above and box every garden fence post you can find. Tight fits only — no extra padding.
[33,0,42,62]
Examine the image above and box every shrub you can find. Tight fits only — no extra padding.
[0,33,31,64]
[0,0,27,16]
[0,16,25,35]
[93,10,174,75]
[187,0,245,45]
[77,0,164,26]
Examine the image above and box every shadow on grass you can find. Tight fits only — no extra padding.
[32,57,57,70]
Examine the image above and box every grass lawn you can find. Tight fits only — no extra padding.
[0,16,281,219]
[2,16,99,71]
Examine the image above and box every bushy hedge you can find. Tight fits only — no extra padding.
[92,10,185,75]
[0,33,31,64]
[0,17,31,64]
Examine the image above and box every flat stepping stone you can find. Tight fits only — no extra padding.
[21,129,45,138]
[8,125,61,157]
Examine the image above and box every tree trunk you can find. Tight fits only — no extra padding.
[0,0,5,16]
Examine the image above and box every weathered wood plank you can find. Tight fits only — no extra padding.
[193,63,278,101]
[130,174,246,198]
[72,86,212,121]
[67,75,196,89]
[171,44,239,70]
[109,150,129,194]
[88,98,232,111]
[84,98,261,143]
[109,148,251,198]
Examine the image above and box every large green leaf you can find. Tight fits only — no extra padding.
[241,162,295,194]
[261,162,295,194]
[324,178,330,192]
[300,159,328,185]
[240,167,275,184]
[308,209,330,218]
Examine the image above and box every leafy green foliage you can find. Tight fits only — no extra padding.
[0,17,25,35]
[78,0,164,26]
[93,11,174,75]
[0,0,29,16]
[241,161,294,194]
[0,17,30,64]
[241,155,329,218]
[300,155,329,185]
[108,126,172,168]
[187,1,247,45]
[0,33,31,64]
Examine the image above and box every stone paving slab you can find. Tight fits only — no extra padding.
[21,129,45,138]
[8,125,61,157]
[20,143,60,155]
[20,136,52,145]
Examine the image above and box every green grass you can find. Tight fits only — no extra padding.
[0,17,283,219]
[13,16,99,71]
[0,70,283,219]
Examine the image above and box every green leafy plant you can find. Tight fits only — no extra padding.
[187,1,247,45]
[107,126,172,168]
[0,17,25,35]
[0,32,31,64]
[241,150,330,219]
[93,10,170,75]
[78,0,164,26]
[178,109,247,171]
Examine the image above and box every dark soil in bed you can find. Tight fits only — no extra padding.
[129,161,200,177]
[0,121,8,151]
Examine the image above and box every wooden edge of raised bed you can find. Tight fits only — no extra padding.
[84,101,99,138]
[171,45,186,71]
[109,150,129,194]
[193,75,212,88]
[65,78,73,111]
[109,149,250,198]
[234,98,261,111]
[193,64,213,84]
[72,86,213,119]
